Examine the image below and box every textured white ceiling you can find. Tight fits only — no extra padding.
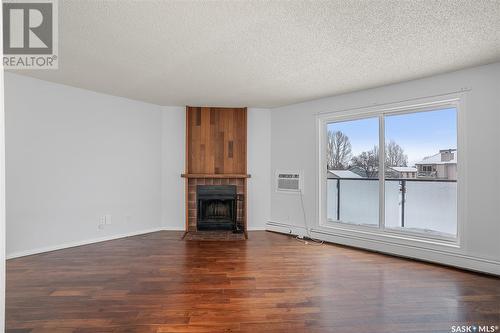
[12,0,500,107]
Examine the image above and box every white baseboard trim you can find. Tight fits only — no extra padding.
[6,226,271,259]
[162,225,185,231]
[266,221,500,276]
[247,226,266,231]
[6,227,168,259]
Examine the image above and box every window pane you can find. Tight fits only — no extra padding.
[384,108,457,237]
[326,117,379,226]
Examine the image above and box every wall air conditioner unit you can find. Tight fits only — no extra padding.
[275,170,303,193]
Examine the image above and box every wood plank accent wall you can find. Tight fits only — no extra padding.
[186,107,247,175]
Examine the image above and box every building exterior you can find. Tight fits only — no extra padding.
[347,166,417,179]
[387,166,417,179]
[415,149,457,180]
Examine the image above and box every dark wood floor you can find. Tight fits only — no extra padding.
[6,231,500,333]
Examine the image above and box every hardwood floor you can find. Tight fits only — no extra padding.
[6,231,500,332]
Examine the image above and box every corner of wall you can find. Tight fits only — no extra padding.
[247,108,272,230]
[160,106,186,230]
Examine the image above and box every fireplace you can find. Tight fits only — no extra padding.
[182,106,249,238]
[197,185,240,231]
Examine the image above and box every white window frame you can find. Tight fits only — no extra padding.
[317,93,466,249]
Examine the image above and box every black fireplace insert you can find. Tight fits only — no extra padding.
[197,185,241,231]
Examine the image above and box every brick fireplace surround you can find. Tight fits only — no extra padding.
[186,177,245,232]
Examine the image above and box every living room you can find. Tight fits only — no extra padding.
[0,1,499,332]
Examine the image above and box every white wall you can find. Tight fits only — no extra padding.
[5,75,271,258]
[269,62,500,274]
[161,106,185,230]
[160,107,271,231]
[5,73,163,257]
[247,108,271,230]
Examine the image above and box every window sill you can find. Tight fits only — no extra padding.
[316,222,460,250]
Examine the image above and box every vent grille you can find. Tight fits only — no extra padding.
[276,171,302,192]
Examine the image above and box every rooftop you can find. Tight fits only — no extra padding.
[389,166,418,173]
[415,149,457,165]
[328,170,362,179]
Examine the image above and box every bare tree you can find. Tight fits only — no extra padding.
[385,140,408,167]
[350,146,379,178]
[327,130,352,170]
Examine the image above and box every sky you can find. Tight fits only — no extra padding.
[327,108,457,166]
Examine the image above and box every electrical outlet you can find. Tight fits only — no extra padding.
[105,214,112,225]
[99,216,106,225]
